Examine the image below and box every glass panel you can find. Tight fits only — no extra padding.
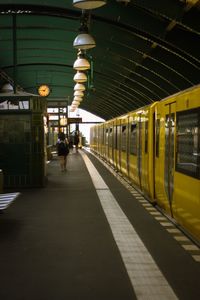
[105,128,109,146]
[156,119,160,158]
[145,121,148,153]
[117,125,120,150]
[0,100,29,110]
[130,123,137,155]
[176,109,200,178]
[165,113,175,201]
[121,125,126,152]
[114,126,117,149]
[109,127,113,147]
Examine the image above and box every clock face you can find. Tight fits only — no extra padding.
[38,85,50,97]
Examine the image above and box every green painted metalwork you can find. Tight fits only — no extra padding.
[0,1,199,120]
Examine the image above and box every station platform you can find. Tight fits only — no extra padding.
[0,149,200,300]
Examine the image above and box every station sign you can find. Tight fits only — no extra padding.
[67,117,82,124]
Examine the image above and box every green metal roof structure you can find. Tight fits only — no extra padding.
[0,0,199,120]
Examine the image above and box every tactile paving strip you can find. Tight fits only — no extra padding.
[88,151,200,263]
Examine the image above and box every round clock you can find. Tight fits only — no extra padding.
[38,84,50,97]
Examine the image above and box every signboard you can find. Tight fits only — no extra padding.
[67,117,82,124]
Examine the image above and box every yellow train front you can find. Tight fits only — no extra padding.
[90,85,200,244]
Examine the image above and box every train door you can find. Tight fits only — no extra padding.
[137,113,142,190]
[155,101,176,216]
[129,114,138,185]
[117,122,121,171]
[164,102,176,217]
[108,124,113,164]
[127,116,130,178]
[120,119,128,176]
[113,124,117,168]
[105,125,109,159]
[102,124,105,157]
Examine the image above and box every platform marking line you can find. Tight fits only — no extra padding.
[88,150,200,263]
[81,152,178,300]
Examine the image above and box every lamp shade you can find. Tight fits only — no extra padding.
[74,96,83,102]
[73,0,106,9]
[73,33,96,50]
[73,57,90,71]
[74,83,86,91]
[72,100,80,105]
[73,71,87,83]
[74,90,84,97]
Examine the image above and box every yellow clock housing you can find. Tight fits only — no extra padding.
[38,84,50,97]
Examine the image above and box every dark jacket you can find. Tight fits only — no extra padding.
[57,140,69,156]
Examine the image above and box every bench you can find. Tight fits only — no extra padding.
[0,192,20,210]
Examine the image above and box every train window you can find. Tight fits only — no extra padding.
[176,108,200,179]
[114,126,117,149]
[117,125,120,150]
[156,119,160,157]
[102,127,104,145]
[145,121,148,153]
[130,123,137,155]
[121,125,126,151]
[109,127,113,147]
[105,128,109,145]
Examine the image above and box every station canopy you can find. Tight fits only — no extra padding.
[0,0,199,120]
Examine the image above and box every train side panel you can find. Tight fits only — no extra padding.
[129,112,140,186]
[128,106,155,198]
[120,116,129,176]
[90,85,200,243]
[174,92,200,240]
[155,86,200,241]
[108,121,114,165]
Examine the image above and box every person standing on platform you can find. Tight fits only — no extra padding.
[74,131,80,152]
[57,133,69,171]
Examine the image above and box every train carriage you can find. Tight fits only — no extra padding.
[90,85,200,243]
[155,86,200,241]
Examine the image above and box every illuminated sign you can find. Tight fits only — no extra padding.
[67,117,82,124]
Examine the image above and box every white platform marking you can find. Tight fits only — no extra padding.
[81,152,178,300]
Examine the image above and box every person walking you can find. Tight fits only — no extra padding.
[74,132,80,152]
[57,133,69,171]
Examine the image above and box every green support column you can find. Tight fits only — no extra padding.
[12,14,17,94]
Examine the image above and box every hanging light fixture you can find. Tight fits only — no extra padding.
[74,83,86,91]
[73,12,96,50]
[72,100,80,105]
[73,33,96,50]
[73,0,106,9]
[74,96,83,102]
[73,57,90,71]
[74,90,84,97]
[73,71,87,83]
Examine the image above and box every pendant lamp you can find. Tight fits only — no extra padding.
[73,71,87,83]
[72,100,80,105]
[74,83,86,91]
[74,90,84,97]
[73,57,90,71]
[73,0,106,9]
[74,96,83,102]
[73,33,96,50]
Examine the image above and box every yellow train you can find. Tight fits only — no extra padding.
[90,85,200,244]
